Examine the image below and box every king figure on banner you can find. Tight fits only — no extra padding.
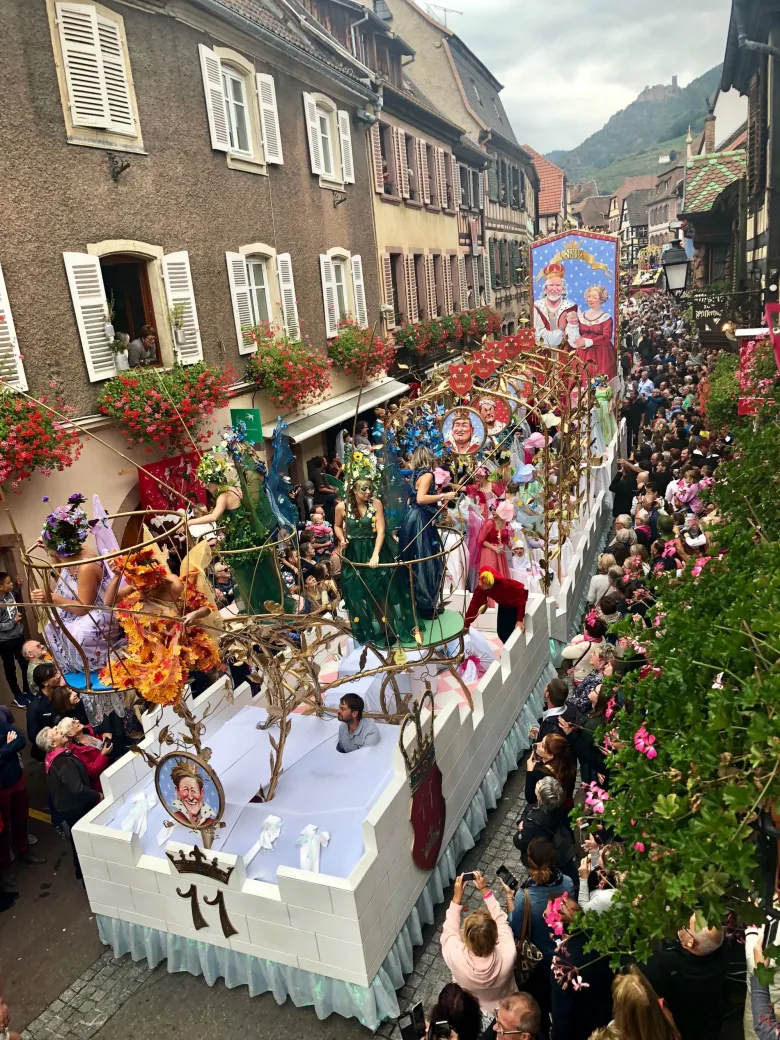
[530,231,619,382]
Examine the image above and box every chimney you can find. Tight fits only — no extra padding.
[671,75,678,90]
[686,125,694,161]
[704,112,715,154]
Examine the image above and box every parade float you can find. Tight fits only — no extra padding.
[2,232,623,1027]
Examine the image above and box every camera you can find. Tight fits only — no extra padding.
[496,864,518,891]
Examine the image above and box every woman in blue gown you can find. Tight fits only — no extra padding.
[397,447,457,620]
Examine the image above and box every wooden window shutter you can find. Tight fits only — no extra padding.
[350,255,368,328]
[417,139,431,205]
[338,110,355,184]
[487,160,499,202]
[483,250,492,306]
[276,253,300,339]
[478,169,485,209]
[370,123,384,193]
[162,251,203,364]
[198,44,230,152]
[303,93,324,175]
[95,12,135,135]
[319,254,339,338]
[256,74,283,164]
[457,255,468,311]
[425,256,437,317]
[451,155,461,207]
[55,3,110,130]
[443,257,453,316]
[472,256,481,306]
[396,129,410,198]
[436,148,447,207]
[63,251,115,382]
[225,252,254,353]
[380,253,396,330]
[404,255,419,323]
[0,263,27,391]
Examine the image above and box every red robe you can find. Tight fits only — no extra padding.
[578,313,616,381]
[465,575,528,629]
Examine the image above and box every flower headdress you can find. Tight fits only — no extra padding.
[196,448,234,490]
[110,545,169,592]
[41,493,91,558]
[585,608,601,626]
[342,444,378,487]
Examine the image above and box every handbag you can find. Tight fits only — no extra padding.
[514,889,543,985]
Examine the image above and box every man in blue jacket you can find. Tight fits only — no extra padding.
[0,719,46,886]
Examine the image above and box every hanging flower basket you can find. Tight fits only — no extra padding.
[327,320,396,380]
[392,308,502,357]
[245,324,331,412]
[97,362,234,454]
[0,386,82,490]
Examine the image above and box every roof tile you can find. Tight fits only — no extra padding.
[523,145,565,215]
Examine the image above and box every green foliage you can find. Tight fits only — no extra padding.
[577,402,780,967]
[547,64,722,189]
[701,353,740,431]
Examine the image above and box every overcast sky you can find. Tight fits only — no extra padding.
[440,0,733,154]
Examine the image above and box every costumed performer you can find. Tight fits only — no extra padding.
[397,447,457,621]
[460,485,487,592]
[477,499,514,587]
[99,539,221,706]
[193,434,289,612]
[31,494,126,677]
[533,262,582,350]
[333,449,413,647]
[465,568,527,645]
[594,377,617,443]
[577,285,616,381]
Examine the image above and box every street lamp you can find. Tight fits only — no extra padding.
[662,238,691,298]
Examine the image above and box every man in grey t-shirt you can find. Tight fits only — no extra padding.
[336,694,380,753]
[127,325,157,367]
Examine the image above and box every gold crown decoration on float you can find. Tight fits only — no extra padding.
[398,686,437,793]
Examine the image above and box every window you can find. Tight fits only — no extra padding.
[227,245,296,351]
[221,67,251,155]
[198,45,283,170]
[247,258,271,326]
[432,255,444,318]
[470,78,482,105]
[380,253,403,330]
[413,254,428,319]
[459,165,470,208]
[472,169,482,210]
[303,93,355,187]
[426,144,439,207]
[49,0,143,152]
[492,99,503,124]
[320,249,368,336]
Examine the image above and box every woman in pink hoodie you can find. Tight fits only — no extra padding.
[441,871,518,1018]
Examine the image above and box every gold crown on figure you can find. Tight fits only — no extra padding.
[166,845,235,883]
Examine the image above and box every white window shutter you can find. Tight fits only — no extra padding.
[277,253,300,339]
[256,74,283,164]
[380,254,396,330]
[443,257,453,316]
[351,254,368,328]
[404,255,418,324]
[479,170,485,210]
[396,129,410,199]
[436,148,447,207]
[303,93,323,176]
[391,127,404,198]
[96,14,135,135]
[370,124,384,193]
[0,263,27,391]
[451,155,461,207]
[162,251,203,364]
[472,256,483,307]
[198,44,229,152]
[417,139,430,205]
[319,254,339,338]
[63,251,115,382]
[482,250,492,306]
[55,3,110,130]
[225,252,254,354]
[457,255,468,311]
[337,110,355,184]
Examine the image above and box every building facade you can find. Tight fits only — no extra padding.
[367,0,538,335]
[0,0,394,544]
[647,165,686,245]
[620,189,651,270]
[523,146,567,236]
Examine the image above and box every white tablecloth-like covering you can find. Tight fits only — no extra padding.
[97,705,396,881]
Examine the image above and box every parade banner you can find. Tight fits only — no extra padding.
[137,451,205,511]
[529,230,619,381]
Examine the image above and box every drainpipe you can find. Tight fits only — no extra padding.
[349,10,371,67]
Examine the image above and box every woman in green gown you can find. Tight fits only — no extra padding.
[333,456,413,647]
[595,383,617,443]
[192,451,289,613]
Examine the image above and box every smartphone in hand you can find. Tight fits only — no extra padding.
[461,871,476,884]
[399,1002,426,1040]
[496,864,519,891]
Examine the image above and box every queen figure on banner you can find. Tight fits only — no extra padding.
[533,262,582,350]
[577,285,616,381]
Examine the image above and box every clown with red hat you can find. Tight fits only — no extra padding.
[533,260,582,352]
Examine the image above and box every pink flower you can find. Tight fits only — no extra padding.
[633,842,645,852]
[712,672,724,689]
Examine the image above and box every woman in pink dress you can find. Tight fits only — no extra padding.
[478,501,513,599]
[577,285,616,381]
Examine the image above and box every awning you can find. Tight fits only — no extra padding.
[261,378,407,443]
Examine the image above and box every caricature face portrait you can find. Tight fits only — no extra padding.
[158,755,222,831]
[175,775,204,824]
[442,408,485,456]
[544,277,563,304]
[479,399,496,425]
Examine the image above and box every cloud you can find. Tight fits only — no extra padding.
[444,0,733,152]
